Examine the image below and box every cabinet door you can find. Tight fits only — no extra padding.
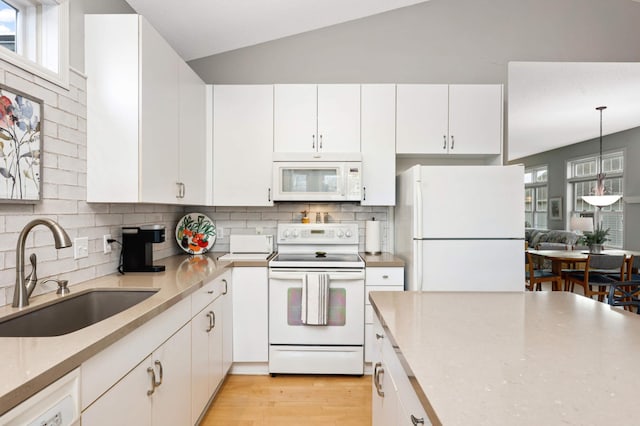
[178,61,207,205]
[448,84,502,155]
[151,324,192,426]
[274,84,317,153]
[139,17,180,203]
[81,354,152,426]
[208,296,224,395]
[361,84,395,206]
[221,275,233,375]
[191,305,212,424]
[232,267,269,362]
[213,85,274,206]
[396,84,448,154]
[317,84,360,153]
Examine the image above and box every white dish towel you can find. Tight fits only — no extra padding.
[301,273,330,325]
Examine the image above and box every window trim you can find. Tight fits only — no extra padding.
[525,164,549,229]
[0,0,68,88]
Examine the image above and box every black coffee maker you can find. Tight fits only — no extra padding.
[121,225,166,272]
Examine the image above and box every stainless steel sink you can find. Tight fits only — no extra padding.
[0,288,159,337]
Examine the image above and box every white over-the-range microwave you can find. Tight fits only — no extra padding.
[271,153,362,202]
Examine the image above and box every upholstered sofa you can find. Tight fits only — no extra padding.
[525,229,581,250]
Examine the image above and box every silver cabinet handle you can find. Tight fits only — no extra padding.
[382,274,389,279]
[176,182,181,198]
[207,290,214,294]
[442,135,447,150]
[206,311,214,332]
[154,360,163,387]
[363,186,366,201]
[411,414,425,425]
[375,333,384,340]
[147,366,156,395]
[450,135,455,150]
[211,310,216,329]
[268,187,271,202]
[373,362,385,397]
[175,182,185,198]
[312,134,315,149]
[222,279,228,295]
[319,134,323,149]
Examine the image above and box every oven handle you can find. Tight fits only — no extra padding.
[269,271,365,281]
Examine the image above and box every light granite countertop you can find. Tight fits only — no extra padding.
[360,252,405,267]
[369,291,640,425]
[0,252,234,415]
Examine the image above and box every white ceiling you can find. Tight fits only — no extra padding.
[508,62,640,161]
[125,0,430,61]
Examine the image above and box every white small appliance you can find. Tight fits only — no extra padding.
[395,165,525,292]
[218,235,273,261]
[268,223,365,375]
[271,153,362,202]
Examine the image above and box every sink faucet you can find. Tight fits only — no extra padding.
[13,218,72,308]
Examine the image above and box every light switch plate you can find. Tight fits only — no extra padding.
[74,237,89,259]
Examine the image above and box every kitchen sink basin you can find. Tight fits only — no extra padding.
[0,288,159,337]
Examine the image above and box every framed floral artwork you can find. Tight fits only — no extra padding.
[0,84,43,202]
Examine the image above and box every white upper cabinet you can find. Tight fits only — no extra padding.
[274,84,361,153]
[396,84,502,155]
[212,85,274,206]
[396,84,449,155]
[177,61,208,205]
[85,14,207,204]
[448,84,503,155]
[361,84,396,206]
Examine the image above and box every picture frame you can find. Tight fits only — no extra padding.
[549,197,562,220]
[0,83,43,203]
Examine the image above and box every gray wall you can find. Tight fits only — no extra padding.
[189,0,640,84]
[512,126,640,250]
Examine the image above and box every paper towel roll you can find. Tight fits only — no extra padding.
[365,220,381,254]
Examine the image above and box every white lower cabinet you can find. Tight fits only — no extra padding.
[82,324,191,426]
[372,314,430,426]
[365,267,404,363]
[232,267,269,366]
[191,271,231,424]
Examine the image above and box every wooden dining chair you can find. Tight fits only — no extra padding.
[565,254,626,301]
[526,252,562,291]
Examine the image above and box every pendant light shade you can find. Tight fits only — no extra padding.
[582,106,621,207]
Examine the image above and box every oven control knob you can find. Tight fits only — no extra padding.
[283,230,290,238]
[337,229,344,238]
[345,230,353,238]
[292,230,299,238]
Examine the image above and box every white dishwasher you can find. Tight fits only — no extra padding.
[0,368,80,426]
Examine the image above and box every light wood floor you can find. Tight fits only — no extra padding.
[199,374,372,426]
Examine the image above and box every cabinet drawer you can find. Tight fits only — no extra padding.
[366,268,404,287]
[191,275,228,315]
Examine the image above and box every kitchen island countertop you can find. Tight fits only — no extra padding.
[369,291,640,425]
[0,252,231,415]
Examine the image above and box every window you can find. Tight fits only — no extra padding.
[0,0,68,87]
[567,151,624,248]
[524,165,548,229]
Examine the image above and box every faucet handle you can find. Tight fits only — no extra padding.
[25,253,38,297]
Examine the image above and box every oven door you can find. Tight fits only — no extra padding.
[269,269,364,345]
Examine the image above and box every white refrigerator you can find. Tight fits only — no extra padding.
[395,165,525,292]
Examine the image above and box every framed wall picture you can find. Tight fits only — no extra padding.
[549,197,562,220]
[0,84,43,202]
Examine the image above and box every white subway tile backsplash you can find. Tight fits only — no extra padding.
[45,105,78,129]
[58,126,85,145]
[46,138,77,157]
[34,199,78,215]
[5,73,58,105]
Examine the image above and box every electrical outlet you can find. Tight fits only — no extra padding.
[103,234,112,254]
[256,227,263,235]
[74,237,89,259]
[218,227,224,239]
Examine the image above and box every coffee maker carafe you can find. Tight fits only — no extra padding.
[121,225,166,272]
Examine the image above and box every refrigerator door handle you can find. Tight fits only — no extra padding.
[415,180,423,239]
[416,240,424,291]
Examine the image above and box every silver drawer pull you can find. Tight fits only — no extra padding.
[375,333,384,340]
[147,367,156,395]
[207,290,214,294]
[373,362,385,397]
[411,414,425,425]
[382,275,389,279]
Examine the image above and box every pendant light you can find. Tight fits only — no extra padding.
[582,106,622,207]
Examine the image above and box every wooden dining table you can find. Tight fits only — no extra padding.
[526,248,640,290]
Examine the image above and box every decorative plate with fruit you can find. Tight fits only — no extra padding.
[175,213,216,254]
